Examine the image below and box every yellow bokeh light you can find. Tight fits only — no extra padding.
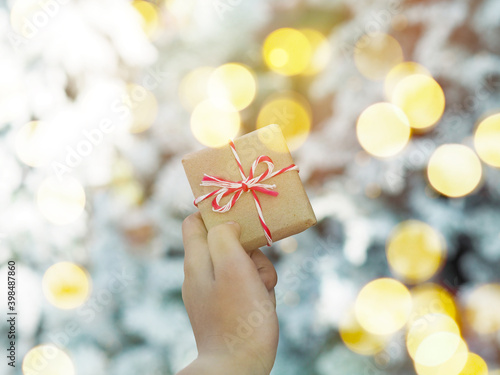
[407,313,461,361]
[179,67,214,111]
[191,99,240,148]
[355,278,412,335]
[356,102,411,158]
[340,308,389,355]
[37,176,86,225]
[256,93,311,151]
[414,334,468,375]
[474,113,500,167]
[458,353,488,375]
[464,283,500,334]
[207,63,257,111]
[23,345,75,375]
[15,121,55,167]
[409,284,457,327]
[391,74,445,130]
[263,28,312,76]
[354,33,403,80]
[132,0,159,36]
[386,221,446,284]
[42,262,91,309]
[385,62,430,100]
[427,144,482,198]
[124,84,158,133]
[300,29,331,75]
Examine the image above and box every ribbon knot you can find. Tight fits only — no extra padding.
[194,140,299,246]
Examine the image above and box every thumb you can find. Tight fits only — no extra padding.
[207,222,260,282]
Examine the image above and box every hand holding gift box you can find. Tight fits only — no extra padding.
[182,124,316,251]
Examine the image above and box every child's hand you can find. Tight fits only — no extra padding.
[177,212,279,375]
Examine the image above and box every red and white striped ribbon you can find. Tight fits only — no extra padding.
[194,140,298,246]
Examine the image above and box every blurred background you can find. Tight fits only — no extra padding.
[1,0,500,374]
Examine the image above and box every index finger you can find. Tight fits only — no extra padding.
[182,212,213,280]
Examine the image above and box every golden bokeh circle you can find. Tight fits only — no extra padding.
[15,121,55,167]
[407,314,461,360]
[474,113,500,167]
[409,283,457,327]
[464,283,500,334]
[179,66,214,111]
[391,74,445,130]
[125,83,158,133]
[386,221,446,284]
[257,93,311,151]
[339,308,388,355]
[22,345,75,375]
[354,33,403,80]
[427,144,482,198]
[42,262,91,309]
[457,353,488,375]
[355,278,412,335]
[132,0,159,36]
[356,102,411,158]
[263,28,312,76]
[207,63,257,111]
[300,28,331,75]
[385,62,430,100]
[190,99,240,148]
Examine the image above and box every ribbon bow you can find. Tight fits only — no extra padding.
[194,140,299,246]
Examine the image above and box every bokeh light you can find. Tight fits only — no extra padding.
[474,113,500,167]
[408,314,469,375]
[385,62,430,100]
[263,28,312,76]
[458,353,488,375]
[464,283,500,334]
[409,283,457,326]
[179,66,214,111]
[356,102,411,158]
[256,92,311,151]
[37,176,86,225]
[42,262,91,309]
[414,334,468,375]
[354,33,403,80]
[190,99,240,147]
[131,0,159,37]
[355,278,412,335]
[427,144,482,198]
[22,345,75,375]
[207,63,257,111]
[391,74,445,130]
[340,308,388,355]
[15,121,55,167]
[386,221,446,284]
[407,314,461,361]
[124,83,158,133]
[300,29,331,75]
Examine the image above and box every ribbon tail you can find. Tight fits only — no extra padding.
[250,190,273,246]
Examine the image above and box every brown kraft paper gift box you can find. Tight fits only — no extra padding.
[182,124,317,251]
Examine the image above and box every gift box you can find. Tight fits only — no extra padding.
[182,124,316,251]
